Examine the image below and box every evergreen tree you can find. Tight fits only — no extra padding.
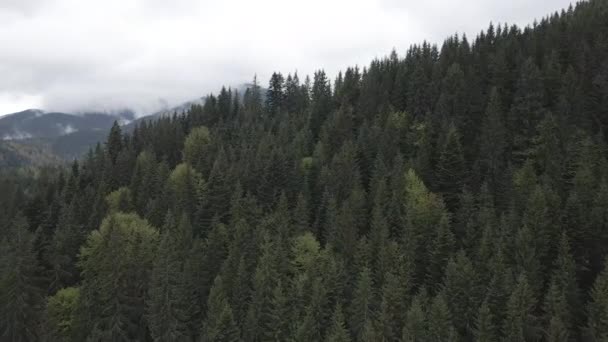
[326,305,351,342]
[107,121,123,164]
[509,58,545,163]
[503,273,540,342]
[45,287,80,341]
[427,293,456,342]
[146,232,188,342]
[402,291,427,342]
[435,123,467,211]
[442,251,479,338]
[266,72,285,114]
[348,267,374,340]
[0,215,44,341]
[76,213,159,341]
[202,276,240,342]
[474,298,497,342]
[183,126,211,174]
[479,87,507,195]
[244,234,280,341]
[585,257,608,341]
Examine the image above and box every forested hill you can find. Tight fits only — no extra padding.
[3,1,608,341]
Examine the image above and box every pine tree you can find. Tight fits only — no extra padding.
[503,273,539,342]
[348,266,374,340]
[49,203,85,291]
[402,169,449,287]
[427,293,456,342]
[533,113,565,188]
[326,305,351,342]
[243,75,263,114]
[377,267,410,341]
[543,232,580,339]
[479,87,507,194]
[107,121,123,164]
[146,232,188,342]
[202,276,240,342]
[77,213,159,341]
[585,257,608,341]
[197,149,231,232]
[442,251,479,338]
[514,225,542,297]
[435,123,466,211]
[0,215,44,341]
[474,298,497,342]
[543,282,570,342]
[426,215,455,291]
[244,234,279,341]
[267,280,290,341]
[266,72,285,114]
[402,292,427,342]
[183,126,211,174]
[166,163,203,224]
[310,70,333,139]
[293,193,311,234]
[509,58,545,163]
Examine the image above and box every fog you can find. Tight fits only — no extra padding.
[0,0,575,116]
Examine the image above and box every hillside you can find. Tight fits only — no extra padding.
[0,140,62,168]
[2,1,608,341]
[0,109,136,165]
[0,109,134,140]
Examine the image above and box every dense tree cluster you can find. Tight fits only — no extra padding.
[2,1,608,341]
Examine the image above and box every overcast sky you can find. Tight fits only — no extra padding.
[0,0,575,116]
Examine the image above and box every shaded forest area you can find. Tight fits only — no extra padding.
[2,0,608,341]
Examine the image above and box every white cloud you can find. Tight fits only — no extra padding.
[0,0,575,116]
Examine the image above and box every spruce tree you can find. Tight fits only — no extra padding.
[348,266,374,341]
[479,87,507,194]
[585,257,608,341]
[146,232,188,342]
[435,123,466,211]
[0,215,44,341]
[442,251,479,338]
[202,276,240,342]
[427,293,456,342]
[402,292,427,342]
[107,121,123,164]
[266,72,285,114]
[503,273,540,342]
[326,305,351,342]
[474,298,497,342]
[77,213,159,341]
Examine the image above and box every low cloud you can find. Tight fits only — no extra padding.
[0,0,575,116]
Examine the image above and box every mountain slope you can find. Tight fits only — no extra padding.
[0,140,62,168]
[0,109,134,140]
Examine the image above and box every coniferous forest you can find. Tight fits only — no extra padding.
[3,1,608,341]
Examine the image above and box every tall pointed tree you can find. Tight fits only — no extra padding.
[0,215,44,341]
[435,123,467,211]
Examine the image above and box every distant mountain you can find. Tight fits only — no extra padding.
[0,140,62,168]
[0,85,256,166]
[0,109,134,141]
[0,109,135,166]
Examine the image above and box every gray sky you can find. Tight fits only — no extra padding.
[0,0,575,116]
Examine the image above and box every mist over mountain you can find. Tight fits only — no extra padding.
[0,109,134,141]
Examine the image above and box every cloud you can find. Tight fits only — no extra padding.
[59,124,77,135]
[2,130,32,141]
[0,0,575,117]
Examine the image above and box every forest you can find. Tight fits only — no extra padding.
[2,0,608,341]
